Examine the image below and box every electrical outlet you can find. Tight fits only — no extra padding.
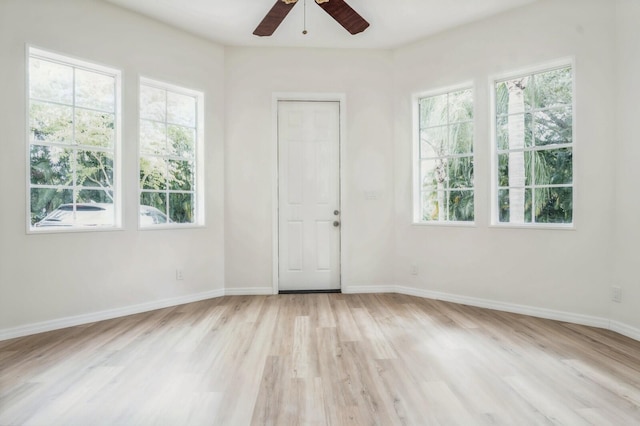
[176,269,184,281]
[410,264,419,276]
[611,286,622,303]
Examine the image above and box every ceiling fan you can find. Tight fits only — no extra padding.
[253,0,370,37]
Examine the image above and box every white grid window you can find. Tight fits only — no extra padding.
[494,65,573,226]
[28,47,121,231]
[138,79,204,227]
[416,87,474,223]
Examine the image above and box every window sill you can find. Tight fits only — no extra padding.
[138,223,205,231]
[412,221,476,228]
[27,226,125,235]
[489,223,575,231]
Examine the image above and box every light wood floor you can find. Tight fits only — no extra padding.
[1,294,639,425]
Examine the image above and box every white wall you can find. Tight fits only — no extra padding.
[393,0,620,319]
[0,0,226,334]
[224,47,395,292]
[613,0,640,332]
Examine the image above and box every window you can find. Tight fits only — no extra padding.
[28,48,121,231]
[494,65,573,226]
[415,87,474,223]
[139,79,203,227]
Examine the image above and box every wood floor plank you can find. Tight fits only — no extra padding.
[292,316,311,379]
[316,294,337,329]
[1,294,639,425]
[332,299,363,343]
[350,308,397,360]
[251,355,286,426]
[421,380,477,425]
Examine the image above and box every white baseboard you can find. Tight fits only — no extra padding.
[395,286,611,329]
[0,289,225,341]
[340,284,639,341]
[341,285,396,294]
[224,287,275,296]
[610,320,640,342]
[3,284,638,343]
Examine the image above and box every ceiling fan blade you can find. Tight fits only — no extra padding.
[315,0,369,35]
[253,0,299,37]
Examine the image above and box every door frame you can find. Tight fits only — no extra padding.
[271,93,347,294]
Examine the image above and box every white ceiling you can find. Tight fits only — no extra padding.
[104,0,537,49]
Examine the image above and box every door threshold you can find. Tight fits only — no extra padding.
[278,289,342,295]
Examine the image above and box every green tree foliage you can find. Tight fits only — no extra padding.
[29,57,199,227]
[29,110,114,224]
[138,85,197,224]
[29,56,117,225]
[496,67,573,224]
[419,89,474,222]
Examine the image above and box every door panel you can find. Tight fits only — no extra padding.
[315,220,332,271]
[287,221,303,271]
[278,101,340,291]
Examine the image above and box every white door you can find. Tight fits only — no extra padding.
[278,100,341,291]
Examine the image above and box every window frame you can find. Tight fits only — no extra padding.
[137,77,205,230]
[412,82,476,226]
[26,46,122,234]
[490,58,576,230]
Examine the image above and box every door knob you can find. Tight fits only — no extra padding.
[333,221,340,227]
